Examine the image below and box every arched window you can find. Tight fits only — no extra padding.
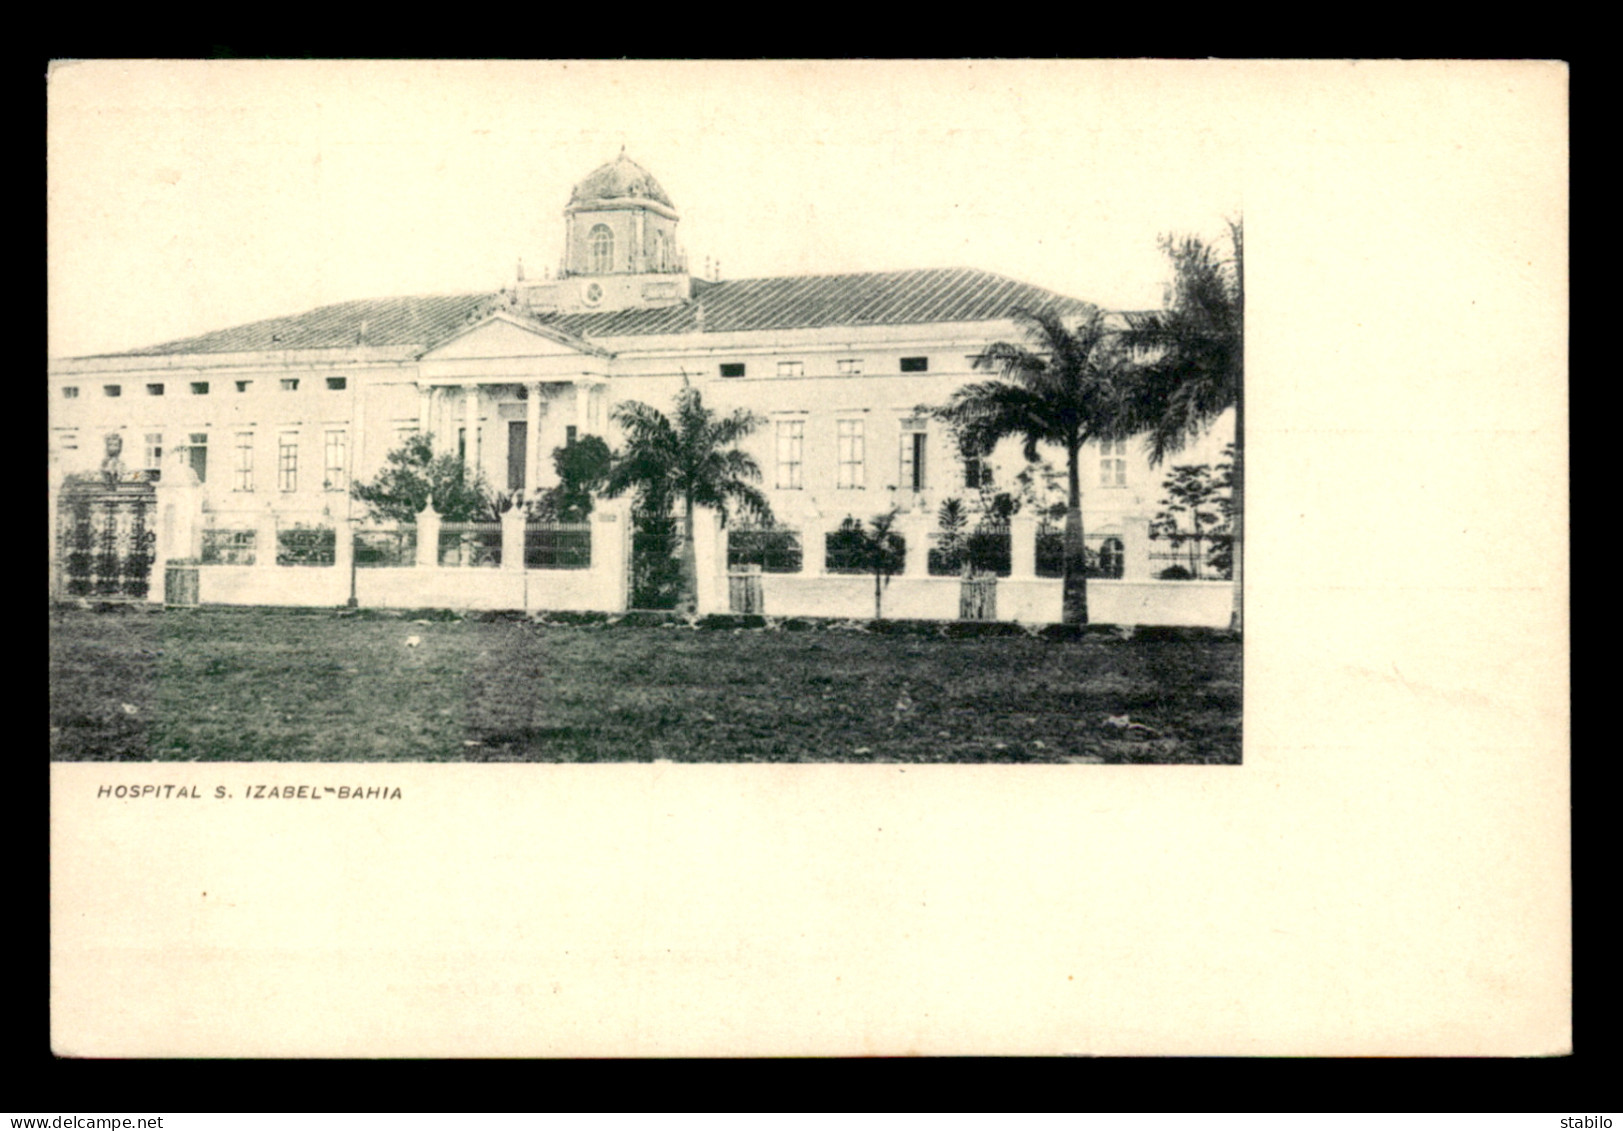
[588,224,614,274]
[1099,537,1125,579]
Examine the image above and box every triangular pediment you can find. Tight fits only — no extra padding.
[421,311,608,362]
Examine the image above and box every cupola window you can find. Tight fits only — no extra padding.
[589,225,614,274]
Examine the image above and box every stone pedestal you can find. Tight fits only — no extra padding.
[501,507,526,573]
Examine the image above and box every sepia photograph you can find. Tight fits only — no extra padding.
[49,61,1241,765]
[48,60,1567,1059]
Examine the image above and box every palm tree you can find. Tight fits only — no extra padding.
[933,305,1137,625]
[1119,218,1244,630]
[603,384,773,615]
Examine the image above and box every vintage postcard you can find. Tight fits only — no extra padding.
[48,59,1568,1056]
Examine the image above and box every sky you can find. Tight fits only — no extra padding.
[47,60,1243,358]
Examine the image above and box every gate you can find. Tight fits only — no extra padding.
[55,477,159,601]
[959,571,997,621]
[728,563,763,614]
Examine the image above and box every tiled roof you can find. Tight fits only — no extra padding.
[91,293,498,358]
[545,267,1091,338]
[81,268,1092,358]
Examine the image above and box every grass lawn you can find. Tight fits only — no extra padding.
[49,606,1241,764]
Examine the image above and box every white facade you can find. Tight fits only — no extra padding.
[48,154,1234,590]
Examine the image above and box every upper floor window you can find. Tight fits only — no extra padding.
[103,385,121,398]
[589,224,614,274]
[236,380,253,393]
[1100,438,1127,487]
[280,379,299,392]
[900,356,929,373]
[190,381,209,395]
[776,420,804,490]
[61,386,79,399]
[146,383,165,396]
[837,358,864,375]
[777,361,804,378]
[719,363,746,378]
[837,420,865,489]
[326,376,347,391]
[143,433,163,472]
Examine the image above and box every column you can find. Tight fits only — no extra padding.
[575,382,592,436]
[1010,512,1038,580]
[415,502,440,569]
[418,385,432,436]
[464,384,480,466]
[526,381,542,495]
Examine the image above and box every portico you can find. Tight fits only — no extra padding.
[415,311,612,496]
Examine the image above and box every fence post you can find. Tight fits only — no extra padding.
[690,506,725,615]
[593,496,631,612]
[415,503,440,569]
[901,513,931,578]
[1121,515,1150,581]
[501,506,526,574]
[801,517,825,577]
[333,514,354,579]
[257,510,280,569]
[1010,512,1038,580]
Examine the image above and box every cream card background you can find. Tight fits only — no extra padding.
[49,59,1569,1057]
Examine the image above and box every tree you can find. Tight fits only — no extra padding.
[602,385,773,615]
[932,305,1137,624]
[350,432,498,524]
[1120,219,1244,628]
[1148,461,1231,580]
[828,511,907,620]
[529,434,612,522]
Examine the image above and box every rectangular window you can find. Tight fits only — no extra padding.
[233,432,254,492]
[189,433,208,484]
[323,429,347,491]
[144,433,163,471]
[103,385,121,398]
[278,434,299,492]
[281,378,299,392]
[900,356,929,373]
[776,360,804,378]
[146,383,165,396]
[900,429,928,492]
[190,382,209,395]
[1100,438,1127,487]
[62,386,79,399]
[719,363,746,378]
[775,420,804,490]
[837,419,865,489]
[566,425,578,447]
[325,376,347,391]
[836,358,864,375]
[236,380,253,393]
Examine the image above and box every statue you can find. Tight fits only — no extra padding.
[99,433,128,483]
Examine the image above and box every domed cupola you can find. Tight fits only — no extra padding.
[568,151,677,214]
[522,151,691,315]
